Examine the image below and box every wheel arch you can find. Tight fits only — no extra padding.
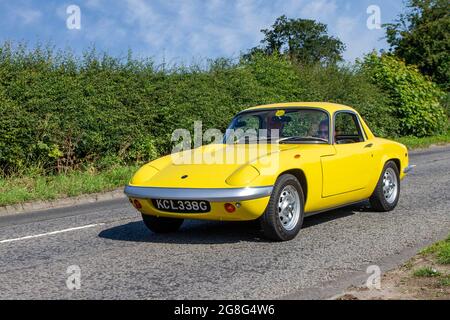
[369,157,402,212]
[376,140,408,180]
[389,158,401,173]
[369,156,401,196]
[381,157,401,174]
[278,169,307,204]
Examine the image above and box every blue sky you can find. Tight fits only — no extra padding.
[0,0,406,64]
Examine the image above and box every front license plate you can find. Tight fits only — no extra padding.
[151,199,211,213]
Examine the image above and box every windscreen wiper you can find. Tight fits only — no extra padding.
[278,136,328,143]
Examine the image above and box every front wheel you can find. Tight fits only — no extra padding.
[141,214,184,233]
[259,174,305,241]
[369,161,400,212]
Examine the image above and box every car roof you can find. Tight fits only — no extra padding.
[243,102,356,114]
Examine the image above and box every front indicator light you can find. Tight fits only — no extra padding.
[224,203,236,213]
[133,199,142,209]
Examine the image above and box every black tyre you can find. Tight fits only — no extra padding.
[141,214,184,233]
[369,161,400,212]
[259,174,305,241]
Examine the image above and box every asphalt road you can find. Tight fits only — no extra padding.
[0,146,449,299]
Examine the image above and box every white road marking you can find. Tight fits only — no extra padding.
[0,223,105,244]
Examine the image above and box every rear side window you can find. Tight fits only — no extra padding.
[334,112,364,144]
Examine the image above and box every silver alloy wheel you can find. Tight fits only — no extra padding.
[277,185,301,231]
[383,167,398,204]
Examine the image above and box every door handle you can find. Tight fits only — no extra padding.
[364,143,373,148]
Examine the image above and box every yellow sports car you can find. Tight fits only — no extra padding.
[125,102,413,241]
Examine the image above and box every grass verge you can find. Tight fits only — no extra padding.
[337,234,450,299]
[413,267,441,277]
[393,129,450,149]
[0,165,138,207]
[420,235,450,265]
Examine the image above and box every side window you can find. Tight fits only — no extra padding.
[334,113,364,144]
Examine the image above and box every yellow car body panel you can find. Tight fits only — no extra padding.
[125,102,410,221]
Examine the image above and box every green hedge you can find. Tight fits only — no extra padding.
[361,53,447,137]
[0,44,445,175]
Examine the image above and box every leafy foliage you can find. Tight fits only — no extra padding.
[384,0,450,90]
[361,53,447,136]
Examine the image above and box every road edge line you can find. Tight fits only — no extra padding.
[0,189,126,217]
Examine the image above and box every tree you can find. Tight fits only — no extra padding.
[384,0,450,90]
[247,15,345,65]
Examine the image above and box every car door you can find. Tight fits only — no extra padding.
[321,111,374,197]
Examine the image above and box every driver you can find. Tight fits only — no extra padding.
[317,119,329,141]
[266,114,285,138]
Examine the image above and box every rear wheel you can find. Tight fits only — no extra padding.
[141,214,184,233]
[369,161,400,212]
[259,174,304,241]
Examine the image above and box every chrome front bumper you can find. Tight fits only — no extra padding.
[403,165,416,174]
[124,185,273,202]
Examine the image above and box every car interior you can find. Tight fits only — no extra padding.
[334,112,365,144]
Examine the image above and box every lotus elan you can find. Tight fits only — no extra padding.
[124,102,413,241]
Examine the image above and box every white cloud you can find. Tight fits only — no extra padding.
[300,0,337,20]
[0,0,402,64]
[336,16,358,34]
[206,0,224,16]
[177,0,199,26]
[276,0,307,15]
[125,0,160,24]
[12,7,42,25]
[85,0,104,9]
[115,0,386,62]
[85,18,127,45]
[124,0,165,47]
[204,24,242,56]
[334,14,386,62]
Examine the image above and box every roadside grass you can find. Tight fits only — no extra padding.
[412,234,450,288]
[420,234,450,265]
[0,165,138,207]
[440,276,450,287]
[338,234,450,299]
[413,267,441,278]
[393,129,450,149]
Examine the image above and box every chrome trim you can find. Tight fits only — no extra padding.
[403,164,416,174]
[124,185,273,202]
